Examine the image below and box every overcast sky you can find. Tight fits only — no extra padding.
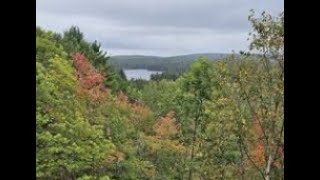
[36,0,283,57]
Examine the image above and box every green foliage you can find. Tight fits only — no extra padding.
[138,80,179,117]
[105,67,129,93]
[36,10,284,180]
[179,57,215,100]
[36,28,67,67]
[60,26,125,94]
[150,72,179,81]
[36,30,116,179]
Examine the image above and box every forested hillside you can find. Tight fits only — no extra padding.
[36,11,284,180]
[109,53,232,75]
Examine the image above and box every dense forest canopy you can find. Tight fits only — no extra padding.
[36,10,284,180]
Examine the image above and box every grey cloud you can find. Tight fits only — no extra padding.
[37,0,282,29]
[36,0,283,56]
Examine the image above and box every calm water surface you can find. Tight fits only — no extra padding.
[123,69,163,80]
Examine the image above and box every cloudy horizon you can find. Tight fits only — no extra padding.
[36,0,283,57]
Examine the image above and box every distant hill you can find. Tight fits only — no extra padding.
[162,53,230,61]
[109,53,233,74]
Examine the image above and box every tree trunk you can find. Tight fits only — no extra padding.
[265,154,273,180]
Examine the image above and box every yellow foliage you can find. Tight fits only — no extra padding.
[141,134,186,154]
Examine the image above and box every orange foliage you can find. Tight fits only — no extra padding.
[250,117,266,166]
[112,150,125,162]
[117,92,129,103]
[249,117,284,169]
[115,92,130,110]
[129,102,153,134]
[115,92,153,132]
[251,143,265,166]
[153,111,178,139]
[105,149,125,165]
[131,102,152,121]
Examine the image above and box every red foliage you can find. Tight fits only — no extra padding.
[72,53,107,101]
[81,73,105,89]
[73,53,92,76]
[116,92,151,120]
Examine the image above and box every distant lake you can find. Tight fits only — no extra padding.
[123,69,163,80]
